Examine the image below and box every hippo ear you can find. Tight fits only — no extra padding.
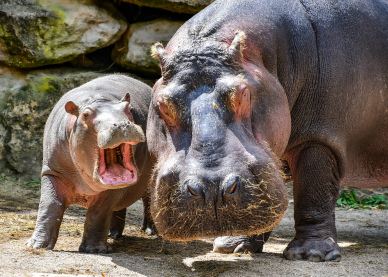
[151,42,167,75]
[120,93,131,103]
[228,31,246,61]
[65,101,79,116]
[151,42,166,63]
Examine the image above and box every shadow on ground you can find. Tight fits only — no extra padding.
[0,176,387,276]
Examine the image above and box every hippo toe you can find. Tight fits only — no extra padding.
[26,236,55,250]
[79,241,112,254]
[213,233,271,254]
[283,237,341,262]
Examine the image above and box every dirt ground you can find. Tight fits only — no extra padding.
[0,177,387,277]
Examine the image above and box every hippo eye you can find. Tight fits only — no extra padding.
[157,98,178,127]
[82,109,93,120]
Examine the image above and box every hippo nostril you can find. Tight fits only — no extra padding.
[222,175,241,198]
[187,185,199,196]
[184,180,204,198]
[226,181,238,194]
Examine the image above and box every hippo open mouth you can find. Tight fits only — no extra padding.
[98,143,137,186]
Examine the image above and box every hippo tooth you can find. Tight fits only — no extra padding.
[107,148,116,165]
[99,148,106,175]
[116,146,123,165]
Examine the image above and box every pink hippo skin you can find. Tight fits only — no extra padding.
[27,75,155,253]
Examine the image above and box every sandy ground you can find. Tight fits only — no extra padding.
[0,180,387,277]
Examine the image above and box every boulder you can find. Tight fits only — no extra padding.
[0,67,26,174]
[0,0,127,68]
[119,0,213,14]
[0,67,105,178]
[113,19,183,75]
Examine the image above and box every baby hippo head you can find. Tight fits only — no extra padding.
[65,93,145,191]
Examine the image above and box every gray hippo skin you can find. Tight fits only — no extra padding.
[27,75,154,253]
[147,0,388,262]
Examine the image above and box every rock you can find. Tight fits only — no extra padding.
[0,67,106,178]
[113,19,183,75]
[0,67,26,174]
[0,0,127,68]
[0,123,7,172]
[120,0,213,14]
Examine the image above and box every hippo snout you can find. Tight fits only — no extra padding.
[183,174,244,205]
[151,159,288,241]
[97,121,145,149]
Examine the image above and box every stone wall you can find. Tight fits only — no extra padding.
[0,0,213,178]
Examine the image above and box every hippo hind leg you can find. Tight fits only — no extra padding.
[109,196,158,239]
[141,195,157,235]
[283,144,341,262]
[213,232,271,254]
[109,208,126,239]
[27,175,66,250]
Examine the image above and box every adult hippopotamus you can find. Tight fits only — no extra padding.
[147,0,388,262]
[27,75,154,253]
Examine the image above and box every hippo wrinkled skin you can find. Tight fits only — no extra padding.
[27,75,154,253]
[147,0,388,262]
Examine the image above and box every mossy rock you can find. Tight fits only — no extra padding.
[0,67,107,178]
[0,0,127,68]
[112,19,183,76]
[119,0,213,14]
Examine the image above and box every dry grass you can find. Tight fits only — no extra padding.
[0,174,88,245]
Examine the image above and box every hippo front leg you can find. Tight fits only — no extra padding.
[79,197,114,253]
[213,232,271,254]
[27,175,66,250]
[283,144,341,262]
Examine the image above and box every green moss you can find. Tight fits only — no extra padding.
[30,76,58,94]
[0,0,125,68]
[36,1,68,60]
[45,2,67,21]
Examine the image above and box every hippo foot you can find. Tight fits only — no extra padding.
[108,229,124,240]
[141,220,157,236]
[142,225,157,236]
[283,237,341,262]
[213,235,266,254]
[26,236,55,250]
[79,241,112,253]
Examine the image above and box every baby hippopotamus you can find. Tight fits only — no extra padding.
[27,75,153,253]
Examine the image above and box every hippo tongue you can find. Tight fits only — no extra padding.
[100,164,134,184]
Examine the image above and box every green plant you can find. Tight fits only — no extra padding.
[21,179,41,190]
[336,189,387,209]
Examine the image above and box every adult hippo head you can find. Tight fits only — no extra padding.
[65,93,145,192]
[147,28,290,241]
